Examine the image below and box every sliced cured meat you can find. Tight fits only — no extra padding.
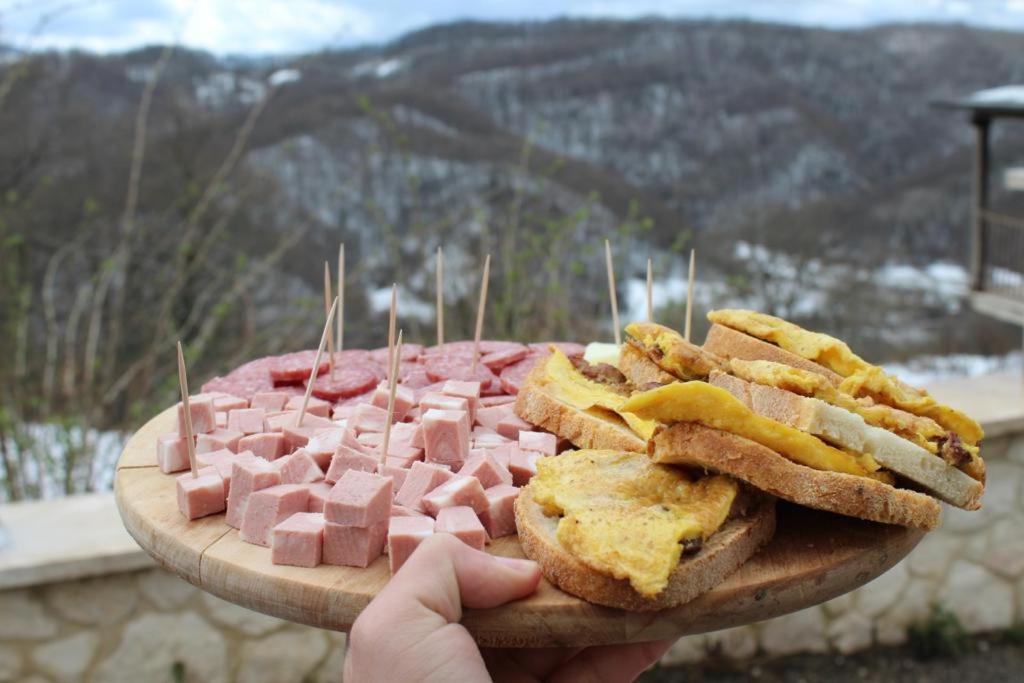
[479,340,527,355]
[481,346,528,371]
[369,344,423,365]
[402,368,433,390]
[529,342,585,358]
[307,366,379,401]
[270,351,330,385]
[499,353,546,395]
[423,355,498,390]
[337,388,377,407]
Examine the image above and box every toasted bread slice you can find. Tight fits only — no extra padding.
[515,486,776,611]
[709,371,983,510]
[704,324,843,386]
[619,343,678,387]
[650,422,940,530]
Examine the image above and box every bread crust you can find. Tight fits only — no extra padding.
[704,324,843,386]
[619,344,678,387]
[515,487,776,611]
[651,422,941,530]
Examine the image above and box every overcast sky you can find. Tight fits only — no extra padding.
[3,0,1024,55]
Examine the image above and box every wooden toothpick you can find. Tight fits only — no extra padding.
[684,248,696,342]
[436,246,444,347]
[297,297,338,427]
[605,239,621,345]
[337,243,345,353]
[176,341,198,478]
[471,254,491,373]
[646,257,653,322]
[380,329,403,466]
[387,283,397,379]
[323,261,335,377]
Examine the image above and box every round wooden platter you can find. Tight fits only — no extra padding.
[115,406,926,648]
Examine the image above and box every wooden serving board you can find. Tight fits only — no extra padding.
[115,407,926,647]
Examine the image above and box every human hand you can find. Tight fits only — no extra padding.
[344,533,674,682]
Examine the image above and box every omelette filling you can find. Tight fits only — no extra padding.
[624,322,724,381]
[529,450,738,597]
[707,309,984,446]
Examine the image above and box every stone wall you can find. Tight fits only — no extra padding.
[1,438,1021,681]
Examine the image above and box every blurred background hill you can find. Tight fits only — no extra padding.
[3,16,1024,498]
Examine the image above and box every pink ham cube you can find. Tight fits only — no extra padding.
[305,428,347,470]
[238,432,287,461]
[215,412,228,429]
[324,470,393,527]
[388,516,434,573]
[177,396,217,436]
[323,520,387,567]
[472,432,510,450]
[459,453,513,489]
[395,462,455,512]
[213,395,248,412]
[482,444,514,469]
[391,504,428,518]
[307,481,334,513]
[509,448,542,486]
[157,433,190,473]
[176,472,226,520]
[422,409,470,468]
[378,464,408,493]
[480,484,519,538]
[226,458,282,528]
[479,395,516,407]
[274,450,324,484]
[519,431,557,456]
[325,446,379,483]
[196,428,243,454]
[285,395,332,418]
[357,432,383,449]
[272,512,325,568]
[474,405,512,431]
[434,506,487,551]
[442,380,481,422]
[227,408,266,435]
[196,448,236,469]
[265,411,334,432]
[251,391,289,411]
[370,381,415,422]
[332,403,358,421]
[420,394,471,430]
[240,484,310,547]
[496,413,533,440]
[421,475,488,517]
[349,403,389,434]
[282,425,320,453]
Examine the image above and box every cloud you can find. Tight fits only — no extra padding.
[2,0,1024,55]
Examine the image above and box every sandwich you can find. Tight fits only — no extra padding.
[514,349,776,610]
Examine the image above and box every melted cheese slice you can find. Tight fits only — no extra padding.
[708,309,984,445]
[530,449,737,597]
[621,382,873,477]
[540,349,656,439]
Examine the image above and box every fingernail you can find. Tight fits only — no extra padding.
[495,556,538,572]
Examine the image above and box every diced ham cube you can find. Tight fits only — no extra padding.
[479,395,516,407]
[196,428,243,454]
[307,481,334,513]
[240,484,310,547]
[213,395,248,412]
[324,470,393,527]
[395,462,455,512]
[519,431,557,456]
[226,458,282,528]
[472,432,510,450]
[215,412,228,429]
[265,411,334,432]
[177,397,217,436]
[357,432,383,449]
[237,432,287,461]
[282,425,320,453]
[480,484,519,538]
[251,391,289,411]
[285,395,332,418]
[434,506,487,550]
[370,381,415,422]
[383,450,421,469]
[332,404,358,421]
[474,405,513,431]
[509,448,542,486]
[420,394,471,430]
[391,504,428,518]
[323,520,387,567]
[409,424,424,449]
[228,408,266,435]
[304,428,346,470]
[272,512,325,568]
[325,446,378,483]
[422,409,470,468]
[441,380,481,422]
[196,447,236,469]
[349,403,389,434]
[459,453,513,489]
[378,464,408,493]
[496,413,533,441]
[388,516,435,573]
[274,449,324,484]
[157,433,190,473]
[176,472,226,520]
[421,475,488,517]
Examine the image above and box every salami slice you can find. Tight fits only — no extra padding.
[479,340,527,355]
[307,366,379,401]
[270,350,330,384]
[529,342,585,358]
[499,353,546,395]
[369,344,423,365]
[481,346,528,371]
[423,354,498,388]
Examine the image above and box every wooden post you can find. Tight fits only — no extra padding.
[971,115,990,292]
